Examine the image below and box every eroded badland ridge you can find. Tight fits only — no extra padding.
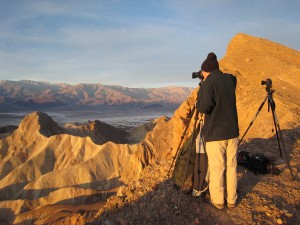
[0,33,299,224]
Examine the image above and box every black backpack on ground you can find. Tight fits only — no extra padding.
[237,151,279,175]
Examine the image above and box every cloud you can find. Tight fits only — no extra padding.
[0,1,299,87]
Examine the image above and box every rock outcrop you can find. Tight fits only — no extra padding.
[220,33,300,140]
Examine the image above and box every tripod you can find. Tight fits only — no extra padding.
[167,103,197,177]
[166,90,201,213]
[167,78,203,177]
[238,80,294,180]
[175,109,201,214]
[167,77,207,213]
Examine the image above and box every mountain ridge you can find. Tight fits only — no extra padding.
[0,80,193,108]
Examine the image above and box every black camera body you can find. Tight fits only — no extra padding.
[261,79,272,88]
[192,71,205,86]
[192,71,204,80]
[261,79,273,92]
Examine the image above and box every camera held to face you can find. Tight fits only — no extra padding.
[192,71,204,80]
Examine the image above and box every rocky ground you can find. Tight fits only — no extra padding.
[53,128,300,225]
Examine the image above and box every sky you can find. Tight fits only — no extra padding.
[0,0,299,88]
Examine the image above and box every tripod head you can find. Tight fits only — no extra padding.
[261,78,276,111]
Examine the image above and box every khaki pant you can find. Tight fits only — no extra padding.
[206,137,238,205]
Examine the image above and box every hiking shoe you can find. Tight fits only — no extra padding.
[227,203,236,208]
[208,200,224,210]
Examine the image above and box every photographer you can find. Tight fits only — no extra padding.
[196,52,239,209]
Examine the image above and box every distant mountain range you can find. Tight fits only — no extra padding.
[0,80,194,109]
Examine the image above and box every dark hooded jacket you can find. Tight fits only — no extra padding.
[196,69,239,142]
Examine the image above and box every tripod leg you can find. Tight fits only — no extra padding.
[167,105,196,177]
[176,111,200,213]
[239,95,268,145]
[271,109,294,180]
[271,110,282,157]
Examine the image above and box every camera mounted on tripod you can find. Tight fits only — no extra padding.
[239,78,294,180]
[261,78,274,93]
[192,70,204,85]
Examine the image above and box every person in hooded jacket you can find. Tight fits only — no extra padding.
[196,52,239,209]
